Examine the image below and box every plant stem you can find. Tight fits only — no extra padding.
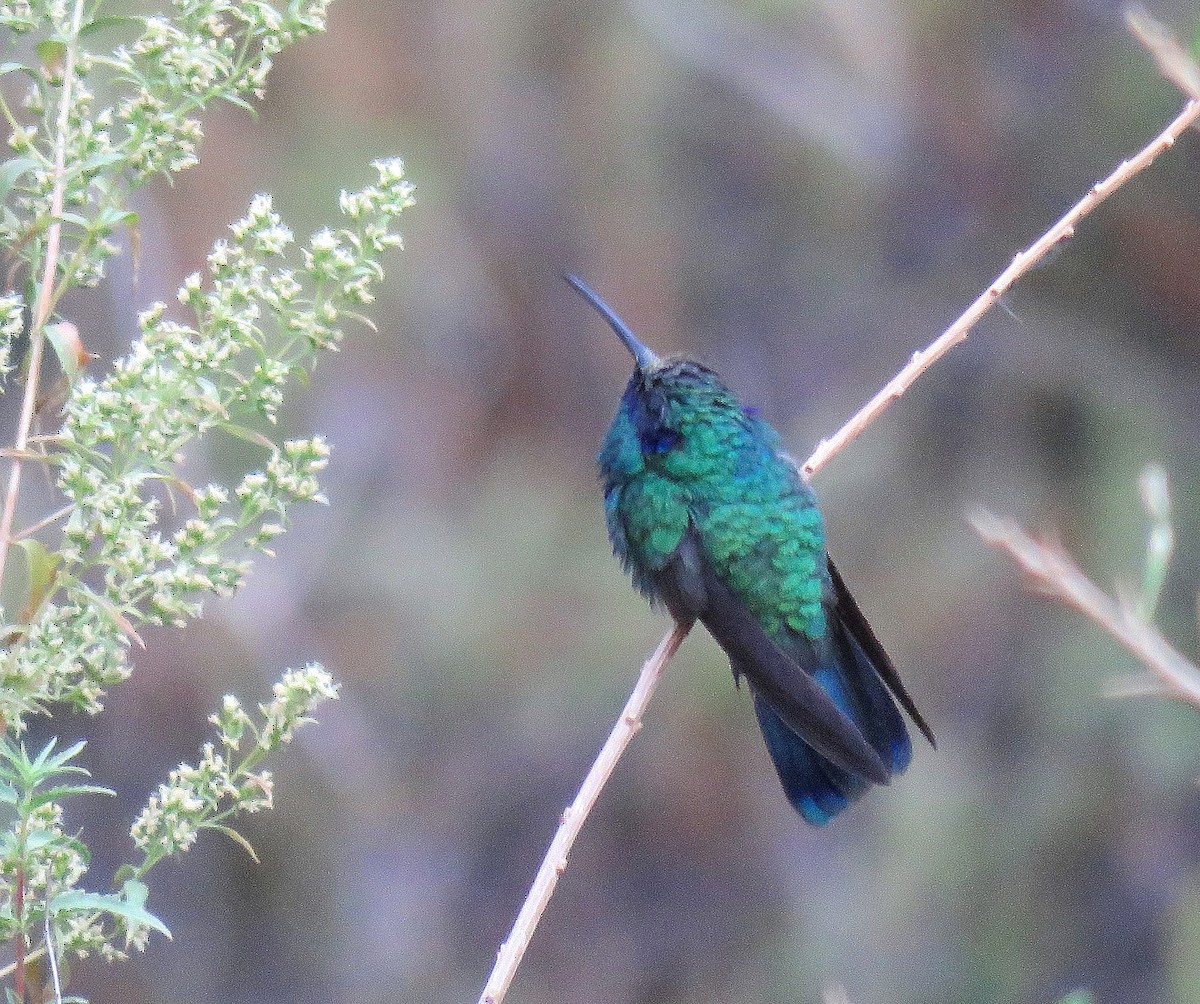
[477,623,689,1004]
[0,0,88,607]
[802,97,1200,478]
[13,865,24,1001]
[972,511,1200,709]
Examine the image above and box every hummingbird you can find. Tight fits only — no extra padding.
[567,274,934,824]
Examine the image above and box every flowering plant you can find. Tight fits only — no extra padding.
[0,0,411,996]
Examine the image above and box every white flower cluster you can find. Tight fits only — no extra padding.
[0,799,106,957]
[0,293,23,381]
[0,802,88,895]
[256,662,340,748]
[112,0,334,180]
[11,598,130,717]
[11,161,411,715]
[131,665,337,868]
[0,0,340,305]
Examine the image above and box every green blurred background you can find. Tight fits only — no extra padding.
[29,0,1200,1001]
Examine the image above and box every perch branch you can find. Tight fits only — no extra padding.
[971,511,1200,709]
[479,42,1200,1004]
[478,623,688,1004]
[803,95,1200,478]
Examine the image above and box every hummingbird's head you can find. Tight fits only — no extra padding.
[566,274,746,465]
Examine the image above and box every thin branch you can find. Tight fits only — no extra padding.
[479,41,1200,1004]
[803,95,1200,478]
[477,623,688,1004]
[971,511,1200,709]
[0,0,87,598]
[12,504,72,543]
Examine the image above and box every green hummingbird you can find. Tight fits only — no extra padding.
[568,275,934,823]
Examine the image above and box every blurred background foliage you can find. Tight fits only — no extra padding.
[7,0,1200,1001]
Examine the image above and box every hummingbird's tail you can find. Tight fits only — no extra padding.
[751,639,911,825]
[751,559,933,824]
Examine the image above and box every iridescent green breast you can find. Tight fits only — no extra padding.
[600,365,829,642]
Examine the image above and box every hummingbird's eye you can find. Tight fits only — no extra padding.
[642,427,681,455]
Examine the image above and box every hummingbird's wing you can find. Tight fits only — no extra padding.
[746,559,933,823]
[657,531,891,786]
[738,567,919,824]
[826,557,936,747]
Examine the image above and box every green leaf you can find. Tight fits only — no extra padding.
[0,157,37,204]
[340,309,378,332]
[78,14,144,37]
[44,320,89,388]
[77,150,125,175]
[205,823,260,863]
[51,886,171,939]
[0,782,16,804]
[13,538,61,622]
[34,39,66,73]
[218,420,275,450]
[34,738,85,773]
[1056,993,1095,1004]
[24,829,62,852]
[24,830,90,863]
[94,205,137,231]
[27,783,114,810]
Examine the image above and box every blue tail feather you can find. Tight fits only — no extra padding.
[753,620,913,823]
[753,695,863,824]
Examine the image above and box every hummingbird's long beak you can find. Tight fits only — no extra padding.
[564,274,660,371]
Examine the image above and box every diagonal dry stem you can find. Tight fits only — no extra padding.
[478,623,688,1004]
[971,511,1200,709]
[477,30,1200,1004]
[803,96,1200,478]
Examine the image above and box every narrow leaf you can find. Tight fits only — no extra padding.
[50,890,171,939]
[0,157,37,204]
[206,823,260,863]
[13,537,60,623]
[28,783,114,810]
[88,592,145,649]
[78,14,144,36]
[218,421,275,450]
[94,205,137,230]
[44,321,93,388]
[39,738,86,772]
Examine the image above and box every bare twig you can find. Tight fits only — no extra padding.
[972,511,1200,709]
[0,0,87,596]
[10,504,71,543]
[477,623,688,1004]
[479,37,1200,1004]
[803,95,1200,478]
